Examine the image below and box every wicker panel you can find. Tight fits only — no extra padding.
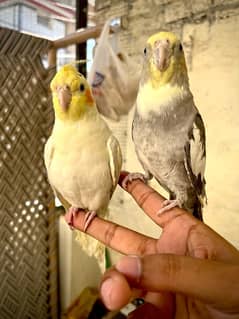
[0,28,58,319]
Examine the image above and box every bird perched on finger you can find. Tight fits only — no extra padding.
[44,64,122,269]
[123,31,206,220]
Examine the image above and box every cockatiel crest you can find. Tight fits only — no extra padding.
[44,64,122,270]
[123,31,207,220]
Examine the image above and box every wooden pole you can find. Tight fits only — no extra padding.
[48,46,57,67]
[52,25,102,50]
[48,23,114,70]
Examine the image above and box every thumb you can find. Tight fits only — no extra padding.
[114,254,239,308]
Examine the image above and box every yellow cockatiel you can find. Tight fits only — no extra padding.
[44,64,122,269]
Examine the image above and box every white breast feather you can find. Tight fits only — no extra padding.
[48,118,112,209]
[137,83,188,117]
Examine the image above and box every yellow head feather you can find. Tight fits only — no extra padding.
[145,31,188,88]
[50,64,95,122]
[147,31,178,46]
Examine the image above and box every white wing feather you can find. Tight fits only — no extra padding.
[107,135,122,191]
[184,114,206,202]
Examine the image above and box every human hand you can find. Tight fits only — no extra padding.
[68,172,239,318]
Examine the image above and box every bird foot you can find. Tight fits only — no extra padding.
[157,199,180,215]
[83,211,97,232]
[122,172,149,189]
[65,206,79,229]
[65,207,97,232]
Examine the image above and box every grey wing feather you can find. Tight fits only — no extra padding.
[107,135,122,194]
[184,113,207,203]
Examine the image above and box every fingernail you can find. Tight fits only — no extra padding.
[100,278,113,308]
[115,256,142,282]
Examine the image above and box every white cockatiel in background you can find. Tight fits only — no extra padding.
[123,31,206,220]
[44,64,122,269]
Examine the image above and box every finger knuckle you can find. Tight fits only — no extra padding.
[162,254,182,282]
[136,238,154,256]
[137,189,156,209]
[104,224,118,247]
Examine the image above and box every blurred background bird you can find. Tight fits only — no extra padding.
[123,31,206,220]
[44,64,122,270]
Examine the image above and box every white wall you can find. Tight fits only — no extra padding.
[185,17,239,248]
[0,4,66,39]
[0,5,18,29]
[21,5,65,39]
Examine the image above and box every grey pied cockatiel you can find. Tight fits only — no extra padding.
[44,64,122,270]
[123,31,206,220]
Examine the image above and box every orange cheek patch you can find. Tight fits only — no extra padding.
[85,89,94,105]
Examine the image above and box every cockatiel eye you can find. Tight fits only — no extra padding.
[79,83,85,92]
[143,47,147,56]
[179,43,183,51]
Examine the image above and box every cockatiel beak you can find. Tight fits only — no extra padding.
[153,38,170,72]
[57,85,72,112]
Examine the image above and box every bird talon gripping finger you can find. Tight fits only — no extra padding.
[122,172,152,189]
[65,206,79,229]
[157,199,180,215]
[83,211,97,232]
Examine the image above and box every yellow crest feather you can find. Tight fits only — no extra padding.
[147,31,179,46]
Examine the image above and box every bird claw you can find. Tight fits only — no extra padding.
[65,206,79,230]
[157,199,180,215]
[65,207,97,232]
[122,172,148,189]
[83,211,97,232]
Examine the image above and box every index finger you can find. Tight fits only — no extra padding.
[72,213,158,256]
[119,171,186,228]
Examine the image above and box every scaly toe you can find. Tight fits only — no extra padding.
[83,211,97,232]
[157,199,180,215]
[65,206,79,229]
[122,172,147,189]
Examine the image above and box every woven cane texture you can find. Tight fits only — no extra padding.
[0,28,58,319]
